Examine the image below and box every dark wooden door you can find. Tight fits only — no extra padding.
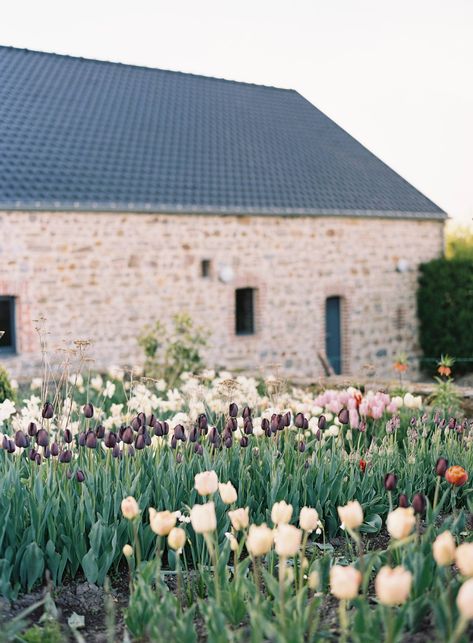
[325,296,342,375]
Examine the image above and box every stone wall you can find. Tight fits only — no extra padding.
[0,211,444,380]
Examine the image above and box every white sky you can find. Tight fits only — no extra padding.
[1,0,472,221]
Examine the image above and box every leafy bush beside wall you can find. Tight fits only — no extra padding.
[417,258,473,374]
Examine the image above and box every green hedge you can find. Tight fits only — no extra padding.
[417,258,473,374]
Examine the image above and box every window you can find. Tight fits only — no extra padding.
[235,288,255,335]
[201,259,211,278]
[0,297,16,353]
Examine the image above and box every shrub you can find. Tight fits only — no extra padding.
[417,258,473,374]
[0,365,15,403]
[138,313,208,386]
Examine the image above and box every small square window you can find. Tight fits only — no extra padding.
[201,259,211,278]
[235,288,255,335]
[0,297,16,353]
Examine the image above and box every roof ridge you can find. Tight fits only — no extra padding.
[0,44,295,93]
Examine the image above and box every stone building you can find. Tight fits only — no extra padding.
[0,46,445,380]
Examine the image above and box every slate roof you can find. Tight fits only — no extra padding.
[0,46,445,219]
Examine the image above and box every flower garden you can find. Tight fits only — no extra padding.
[1,365,472,642]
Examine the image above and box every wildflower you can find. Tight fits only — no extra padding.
[330,565,361,600]
[457,578,473,619]
[121,496,139,520]
[194,470,219,496]
[271,500,293,526]
[149,509,177,536]
[246,523,273,557]
[274,524,302,557]
[445,465,468,487]
[190,501,217,533]
[433,531,456,566]
[456,543,473,577]
[218,481,237,505]
[375,566,412,605]
[168,527,187,551]
[337,500,363,530]
[299,507,319,532]
[228,507,250,531]
[386,507,415,540]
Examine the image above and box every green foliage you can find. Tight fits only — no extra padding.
[138,313,208,386]
[21,621,63,643]
[417,258,473,374]
[446,224,473,260]
[0,366,15,403]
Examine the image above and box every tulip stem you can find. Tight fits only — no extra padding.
[385,606,395,643]
[132,520,142,569]
[204,533,221,606]
[278,556,287,636]
[449,616,467,643]
[433,475,441,510]
[338,599,348,643]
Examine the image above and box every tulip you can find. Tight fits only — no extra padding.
[135,434,145,450]
[194,443,203,456]
[50,442,59,457]
[112,444,121,458]
[36,429,49,447]
[104,432,117,448]
[35,453,42,464]
[228,507,249,531]
[375,566,412,605]
[28,449,37,461]
[195,470,219,496]
[95,424,105,439]
[64,429,73,443]
[337,500,363,530]
[122,427,134,444]
[147,414,157,428]
[162,421,169,436]
[122,544,133,558]
[85,431,97,449]
[149,509,176,536]
[456,543,473,577]
[174,424,186,441]
[435,457,448,477]
[226,532,239,552]
[198,414,208,432]
[224,436,233,448]
[274,524,302,557]
[42,401,54,419]
[330,565,362,600]
[218,481,238,505]
[295,412,305,429]
[318,415,326,430]
[338,408,349,425]
[78,432,86,447]
[14,430,28,449]
[246,523,274,557]
[271,500,293,526]
[121,496,139,520]
[131,416,142,431]
[386,507,415,540]
[398,494,409,508]
[168,527,186,551]
[299,507,319,532]
[154,421,164,437]
[432,530,456,566]
[190,501,217,534]
[27,422,37,437]
[83,403,94,418]
[76,470,85,483]
[229,403,238,418]
[242,406,252,419]
[59,450,72,463]
[457,578,473,619]
[384,473,397,491]
[412,493,426,515]
[308,571,319,590]
[240,436,249,448]
[188,426,198,443]
[445,465,468,487]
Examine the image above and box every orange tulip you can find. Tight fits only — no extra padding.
[445,466,468,487]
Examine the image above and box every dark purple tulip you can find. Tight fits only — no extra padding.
[122,427,134,444]
[298,441,306,453]
[43,447,51,459]
[86,431,97,449]
[278,415,286,431]
[435,457,448,477]
[359,420,367,433]
[76,470,85,483]
[131,416,142,431]
[154,421,163,437]
[338,409,349,425]
[261,418,270,432]
[244,419,253,435]
[83,403,94,419]
[318,415,326,430]
[295,413,305,429]
[398,494,409,508]
[225,435,233,448]
[51,442,59,457]
[66,469,72,479]
[2,436,9,450]
[384,473,397,491]
[78,432,86,447]
[59,450,72,463]
[229,403,238,418]
[174,424,186,441]
[176,453,183,463]
[303,418,309,431]
[42,402,54,419]
[284,412,291,427]
[189,426,198,443]
[412,493,426,515]
[112,444,121,459]
[410,416,417,427]
[240,436,249,448]
[95,425,105,439]
[27,422,37,437]
[264,422,272,438]
[304,459,310,469]
[314,429,322,441]
[147,414,157,428]
[448,418,457,431]
[127,446,135,457]
[138,412,146,426]
[6,439,15,453]
[64,429,73,444]
[208,426,219,444]
[15,430,28,448]
[104,432,117,448]
[194,443,203,456]
[225,418,237,432]
[270,414,279,434]
[29,448,37,461]
[198,414,208,432]
[135,434,146,450]
[439,418,446,429]
[242,406,252,419]
[36,429,49,447]
[144,431,151,446]
[162,422,169,436]
[35,453,42,465]
[171,435,178,449]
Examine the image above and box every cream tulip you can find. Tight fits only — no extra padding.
[337,500,363,530]
[190,501,217,534]
[299,507,319,532]
[375,566,412,606]
[456,543,473,577]
[228,507,250,531]
[271,500,293,525]
[168,527,186,551]
[218,481,238,505]
[246,523,274,557]
[330,565,362,600]
[122,544,133,558]
[457,578,473,619]
[432,531,456,566]
[149,509,177,536]
[194,470,219,496]
[121,496,139,520]
[274,524,302,557]
[386,507,416,540]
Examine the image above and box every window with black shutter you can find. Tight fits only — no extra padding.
[201,259,211,278]
[0,297,16,353]
[235,288,255,335]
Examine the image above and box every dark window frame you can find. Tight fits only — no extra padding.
[235,288,256,336]
[201,259,211,278]
[0,296,17,355]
